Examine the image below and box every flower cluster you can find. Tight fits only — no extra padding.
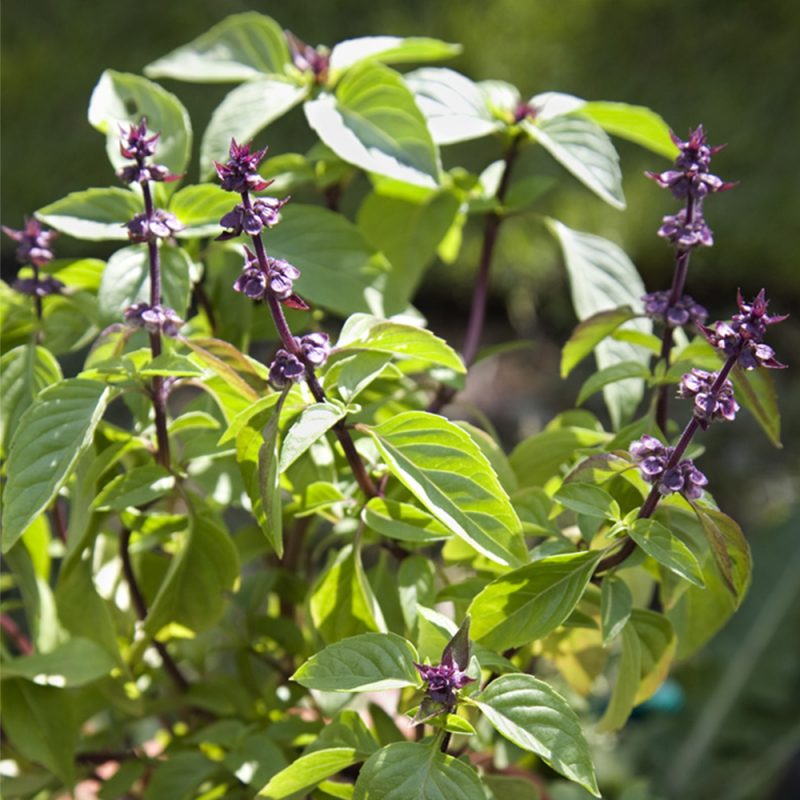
[268,349,305,389]
[232,248,306,308]
[297,332,330,367]
[414,619,474,712]
[3,218,58,268]
[657,208,713,249]
[123,302,183,337]
[287,31,330,83]
[630,435,708,500]
[677,369,738,427]
[117,120,179,185]
[218,196,289,240]
[126,209,183,243]
[643,290,707,328]
[647,126,734,201]
[703,289,787,370]
[214,139,271,194]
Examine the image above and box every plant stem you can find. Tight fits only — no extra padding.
[120,528,188,693]
[245,195,379,499]
[141,180,171,469]
[596,354,736,575]
[428,134,522,413]
[655,194,696,433]
[0,613,34,655]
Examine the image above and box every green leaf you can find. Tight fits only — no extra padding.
[468,551,602,650]
[36,188,142,241]
[329,36,461,75]
[169,184,237,238]
[139,353,205,378]
[267,205,388,316]
[1,679,76,786]
[576,360,651,406]
[97,244,192,323]
[629,518,705,587]
[362,498,451,544]
[2,379,110,553]
[357,188,460,313]
[143,752,217,800]
[184,336,265,405]
[523,110,624,209]
[405,68,501,145]
[367,411,525,567]
[547,219,651,427]
[328,351,394,403]
[143,507,239,637]
[397,556,437,633]
[455,421,518,494]
[694,506,752,601]
[353,741,484,800]
[88,70,192,176]
[279,401,348,473]
[630,608,676,703]
[292,632,420,692]
[731,364,782,448]
[93,464,175,511]
[474,673,599,796]
[580,101,678,159]
[554,482,620,520]
[2,637,115,687]
[145,12,291,82]
[509,426,609,489]
[200,78,307,175]
[0,345,62,454]
[597,621,641,732]
[561,306,638,378]
[600,575,632,645]
[259,748,361,799]
[336,314,464,372]
[305,62,440,187]
[310,544,386,644]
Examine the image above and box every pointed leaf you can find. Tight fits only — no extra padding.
[630,608,677,702]
[329,36,461,74]
[305,62,440,187]
[2,379,110,552]
[279,401,348,472]
[259,748,361,798]
[597,621,641,732]
[169,183,237,238]
[362,498,451,544]
[580,101,677,159]
[93,464,175,511]
[88,70,192,175]
[548,219,651,426]
[146,12,291,82]
[292,632,420,692]
[601,575,632,645]
[353,741,484,800]
[524,112,624,208]
[36,188,142,241]
[474,673,599,796]
[200,78,307,175]
[336,314,464,372]
[405,68,501,145]
[554,482,620,520]
[561,306,638,378]
[694,506,752,602]
[731,364,781,448]
[2,637,115,687]
[468,551,602,650]
[366,411,525,567]
[310,545,385,644]
[629,518,705,587]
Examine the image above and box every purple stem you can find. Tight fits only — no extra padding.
[141,179,171,469]
[596,353,736,575]
[428,134,522,413]
[244,194,379,499]
[655,194,696,433]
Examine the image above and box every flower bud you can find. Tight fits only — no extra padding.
[123,302,183,337]
[268,349,305,389]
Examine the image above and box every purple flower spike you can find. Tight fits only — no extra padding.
[629,435,708,500]
[214,139,271,194]
[647,125,736,200]
[3,219,58,267]
[298,332,331,367]
[123,302,183,338]
[268,349,305,389]
[658,208,714,249]
[287,31,330,83]
[678,369,739,428]
[233,267,269,301]
[126,210,184,242]
[643,290,708,328]
[13,275,64,298]
[268,258,301,301]
[119,119,160,161]
[218,196,289,240]
[702,289,787,370]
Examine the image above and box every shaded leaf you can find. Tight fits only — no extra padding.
[597,622,641,732]
[3,637,115,687]
[561,306,638,378]
[93,464,175,511]
[601,575,632,645]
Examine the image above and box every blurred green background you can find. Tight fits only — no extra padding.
[2,1,798,797]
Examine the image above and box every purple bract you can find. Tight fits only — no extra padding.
[218,196,289,240]
[123,302,183,337]
[643,290,707,328]
[677,369,739,427]
[2,218,58,267]
[126,210,184,242]
[214,139,271,194]
[658,208,713,249]
[630,435,708,500]
[297,332,331,367]
[268,349,305,389]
